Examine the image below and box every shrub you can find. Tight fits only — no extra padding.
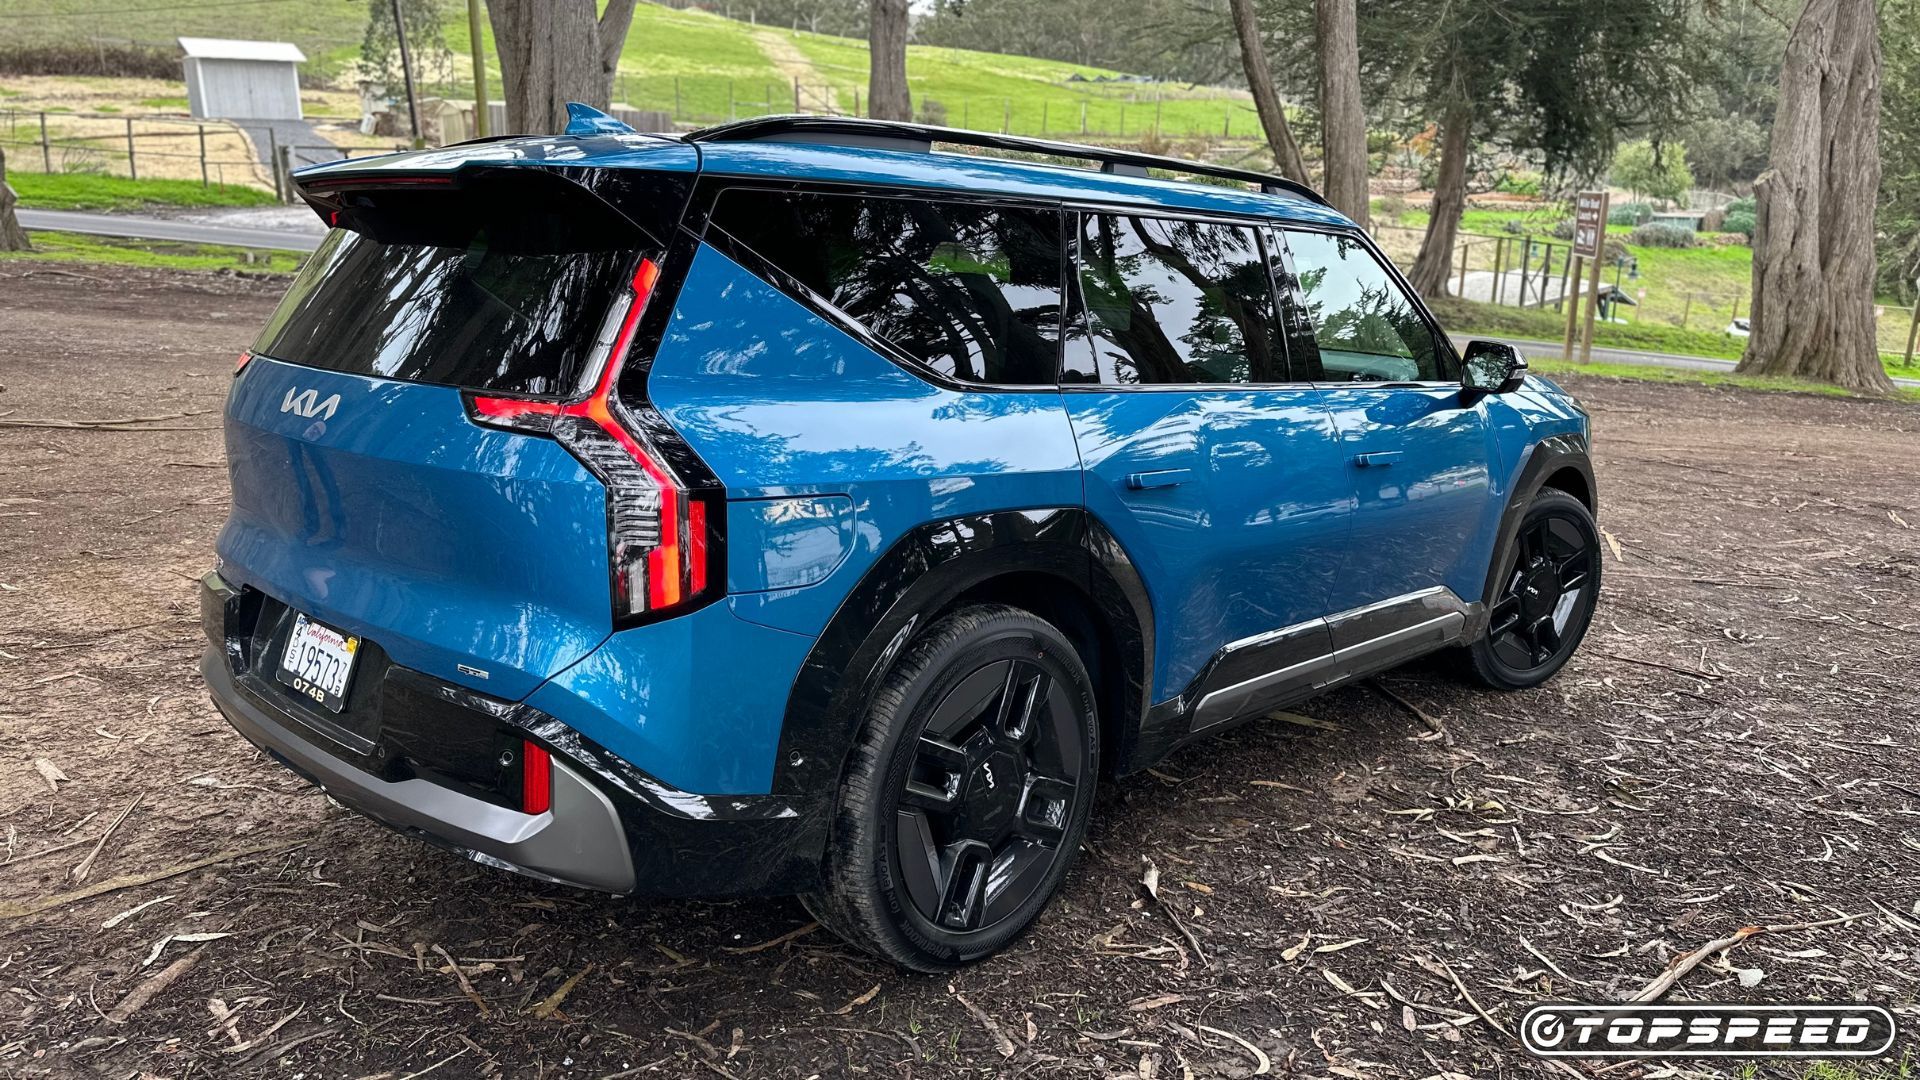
[916,98,948,127]
[1609,201,1655,227]
[1628,222,1699,248]
[1726,195,1757,216]
[1721,209,1757,239]
[0,43,178,79]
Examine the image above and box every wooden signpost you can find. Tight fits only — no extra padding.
[1564,190,1610,362]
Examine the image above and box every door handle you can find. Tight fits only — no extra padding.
[1125,468,1192,490]
[1353,451,1403,467]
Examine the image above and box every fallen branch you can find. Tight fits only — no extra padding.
[430,943,490,1018]
[104,945,205,1023]
[0,840,303,919]
[0,409,212,430]
[1601,652,1724,681]
[1372,681,1453,746]
[1627,913,1867,1003]
[952,991,1017,1057]
[720,921,818,954]
[71,792,140,883]
[1436,959,1586,1080]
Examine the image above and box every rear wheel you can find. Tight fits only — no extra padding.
[1466,489,1601,690]
[802,604,1097,971]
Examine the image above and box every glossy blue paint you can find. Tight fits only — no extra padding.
[1064,388,1352,697]
[644,243,1084,639]
[1313,386,1502,613]
[728,496,857,592]
[291,131,698,181]
[525,600,816,795]
[217,358,613,701]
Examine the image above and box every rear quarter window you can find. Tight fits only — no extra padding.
[709,189,1066,387]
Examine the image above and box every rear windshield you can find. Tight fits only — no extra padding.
[253,170,652,397]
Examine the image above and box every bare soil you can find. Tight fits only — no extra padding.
[2,263,1918,1079]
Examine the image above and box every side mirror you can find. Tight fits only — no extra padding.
[1462,339,1528,397]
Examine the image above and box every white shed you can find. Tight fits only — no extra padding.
[179,38,307,121]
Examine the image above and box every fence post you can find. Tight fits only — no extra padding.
[1456,241,1468,297]
[1118,105,1125,136]
[268,127,282,201]
[124,118,138,181]
[1002,99,1010,134]
[1557,243,1573,311]
[1154,96,1163,137]
[198,124,208,186]
[1040,101,1047,134]
[854,88,860,116]
[1491,237,1505,306]
[793,77,801,113]
[729,81,736,121]
[1081,101,1087,135]
[1224,103,1231,137]
[1680,292,1692,329]
[39,112,51,172]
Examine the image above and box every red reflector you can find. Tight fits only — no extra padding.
[235,351,253,374]
[687,500,709,594]
[521,741,552,815]
[472,395,563,422]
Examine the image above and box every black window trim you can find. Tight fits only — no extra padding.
[1060,207,1317,393]
[1273,222,1465,389]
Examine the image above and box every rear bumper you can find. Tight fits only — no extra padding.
[202,647,639,893]
[199,570,828,897]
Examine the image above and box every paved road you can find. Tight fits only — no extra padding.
[18,209,322,253]
[1461,334,1920,389]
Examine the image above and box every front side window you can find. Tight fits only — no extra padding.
[708,189,1065,386]
[1281,229,1449,383]
[1065,214,1286,385]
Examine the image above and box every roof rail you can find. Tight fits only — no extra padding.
[684,114,1329,207]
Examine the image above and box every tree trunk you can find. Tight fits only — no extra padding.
[1407,103,1471,298]
[1228,0,1308,183]
[487,0,639,134]
[0,149,29,252]
[1315,0,1367,227]
[868,0,911,121]
[1735,0,1892,392]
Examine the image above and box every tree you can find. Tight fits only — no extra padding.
[486,0,639,134]
[1314,0,1367,226]
[1737,0,1893,393]
[1228,0,1308,182]
[1878,0,1920,303]
[0,150,29,253]
[1375,0,1695,297]
[1610,140,1694,204]
[361,0,451,104]
[868,0,911,121]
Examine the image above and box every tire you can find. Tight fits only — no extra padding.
[1465,489,1602,690]
[800,604,1099,971]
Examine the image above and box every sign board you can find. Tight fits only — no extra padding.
[1573,191,1608,258]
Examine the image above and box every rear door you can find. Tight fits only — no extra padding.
[219,165,686,701]
[1274,227,1503,632]
[1063,212,1349,704]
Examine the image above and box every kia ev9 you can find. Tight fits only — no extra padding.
[200,109,1599,971]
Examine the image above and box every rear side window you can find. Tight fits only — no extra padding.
[1281,229,1448,382]
[709,189,1065,386]
[1065,214,1286,385]
[255,169,657,397]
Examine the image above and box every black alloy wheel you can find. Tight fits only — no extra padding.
[1467,489,1601,689]
[803,605,1098,971]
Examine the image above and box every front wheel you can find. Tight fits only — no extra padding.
[1465,489,1601,690]
[802,604,1098,971]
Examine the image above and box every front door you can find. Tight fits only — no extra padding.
[1064,212,1350,702]
[1275,227,1503,642]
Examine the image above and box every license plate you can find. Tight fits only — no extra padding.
[277,612,360,713]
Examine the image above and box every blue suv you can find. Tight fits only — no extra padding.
[201,110,1598,970]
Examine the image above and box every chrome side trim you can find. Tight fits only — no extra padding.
[1189,588,1474,732]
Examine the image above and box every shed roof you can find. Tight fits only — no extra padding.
[177,37,307,63]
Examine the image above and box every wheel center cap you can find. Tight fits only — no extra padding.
[964,749,1024,836]
[1519,565,1557,619]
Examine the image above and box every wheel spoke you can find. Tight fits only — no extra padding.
[1529,616,1562,663]
[900,735,969,811]
[927,660,1012,739]
[894,809,944,919]
[981,842,1052,926]
[1488,593,1523,636]
[1014,773,1076,845]
[937,840,994,930]
[998,666,1049,747]
[1556,551,1592,592]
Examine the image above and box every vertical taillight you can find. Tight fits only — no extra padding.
[466,257,720,624]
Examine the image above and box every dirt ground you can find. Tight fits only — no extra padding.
[2,263,1917,1080]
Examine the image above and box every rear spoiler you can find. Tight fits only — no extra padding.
[294,165,658,254]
